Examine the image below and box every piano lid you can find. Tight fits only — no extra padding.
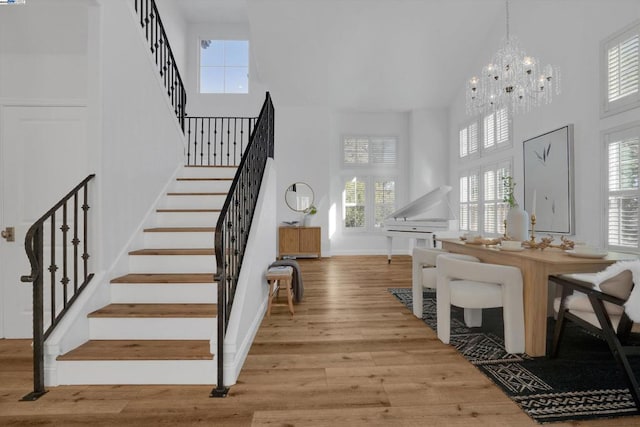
[385,185,452,221]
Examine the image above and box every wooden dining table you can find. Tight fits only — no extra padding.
[439,238,636,357]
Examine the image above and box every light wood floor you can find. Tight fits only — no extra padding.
[1,255,639,426]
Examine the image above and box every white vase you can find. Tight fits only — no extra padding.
[303,214,311,226]
[506,205,529,241]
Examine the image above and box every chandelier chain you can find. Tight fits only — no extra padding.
[505,0,510,41]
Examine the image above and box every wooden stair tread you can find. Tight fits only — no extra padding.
[88,303,217,318]
[143,227,214,232]
[128,249,215,256]
[156,208,221,212]
[57,340,212,361]
[111,273,214,283]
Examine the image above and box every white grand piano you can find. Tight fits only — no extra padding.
[382,185,458,263]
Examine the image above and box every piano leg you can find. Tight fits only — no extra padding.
[387,236,393,264]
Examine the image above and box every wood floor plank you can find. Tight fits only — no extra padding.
[2,256,638,426]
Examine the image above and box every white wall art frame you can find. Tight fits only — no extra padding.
[523,124,575,235]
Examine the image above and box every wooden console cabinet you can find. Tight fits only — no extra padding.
[278,226,321,258]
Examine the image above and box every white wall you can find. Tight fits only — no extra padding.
[276,106,331,255]
[328,111,411,255]
[0,0,89,101]
[99,0,185,272]
[448,0,640,248]
[409,107,451,217]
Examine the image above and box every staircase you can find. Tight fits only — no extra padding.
[55,166,235,385]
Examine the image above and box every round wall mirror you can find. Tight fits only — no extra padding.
[285,182,314,212]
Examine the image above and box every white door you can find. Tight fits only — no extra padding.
[0,105,87,338]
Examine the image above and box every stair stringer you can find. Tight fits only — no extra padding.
[41,163,185,387]
[214,158,277,386]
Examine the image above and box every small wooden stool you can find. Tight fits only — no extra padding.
[266,266,294,317]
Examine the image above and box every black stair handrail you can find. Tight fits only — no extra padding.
[134,0,187,130]
[20,174,96,401]
[185,117,257,166]
[211,92,274,397]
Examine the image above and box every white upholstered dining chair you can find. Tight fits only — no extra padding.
[436,254,525,354]
[411,247,447,318]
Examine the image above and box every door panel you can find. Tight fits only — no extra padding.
[0,105,87,338]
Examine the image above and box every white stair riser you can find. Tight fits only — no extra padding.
[129,255,216,274]
[160,195,226,210]
[144,231,214,249]
[89,317,216,340]
[56,360,216,385]
[111,283,217,304]
[180,167,237,179]
[155,211,220,227]
[172,180,232,193]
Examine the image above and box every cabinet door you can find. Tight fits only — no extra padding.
[299,227,320,254]
[279,227,299,255]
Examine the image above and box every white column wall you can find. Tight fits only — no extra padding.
[448,0,640,247]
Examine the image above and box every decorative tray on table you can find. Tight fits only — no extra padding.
[460,236,502,246]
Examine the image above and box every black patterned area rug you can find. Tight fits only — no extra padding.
[389,287,640,424]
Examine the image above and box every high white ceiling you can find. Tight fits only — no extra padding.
[174,0,509,111]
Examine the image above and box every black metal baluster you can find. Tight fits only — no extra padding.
[166,56,172,96]
[61,202,69,305]
[233,118,238,166]
[207,118,211,166]
[73,193,79,292]
[239,119,245,160]
[213,118,218,166]
[226,118,231,166]
[200,117,205,165]
[49,215,56,327]
[220,118,225,167]
[144,0,150,40]
[82,184,89,281]
[187,119,192,165]
[193,119,199,166]
[149,5,155,53]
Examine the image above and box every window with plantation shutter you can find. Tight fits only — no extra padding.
[459,121,479,159]
[344,178,367,229]
[605,123,640,250]
[482,161,511,235]
[374,180,395,228]
[459,170,479,232]
[602,21,640,117]
[344,136,397,166]
[342,135,397,232]
[483,108,511,151]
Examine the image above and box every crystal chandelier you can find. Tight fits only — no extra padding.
[466,0,561,116]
